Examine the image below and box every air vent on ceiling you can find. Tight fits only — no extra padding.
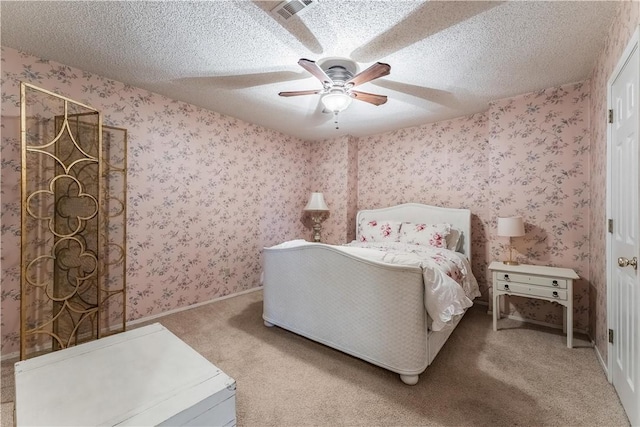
[271,0,317,20]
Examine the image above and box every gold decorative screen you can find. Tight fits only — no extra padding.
[20,82,126,359]
[100,125,127,339]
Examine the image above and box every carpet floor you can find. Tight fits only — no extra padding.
[1,290,630,426]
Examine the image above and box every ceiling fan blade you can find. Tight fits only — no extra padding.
[371,79,462,109]
[298,58,333,86]
[350,90,388,106]
[346,62,391,88]
[350,1,504,62]
[176,71,308,90]
[279,89,321,97]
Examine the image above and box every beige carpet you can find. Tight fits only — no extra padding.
[1,290,630,426]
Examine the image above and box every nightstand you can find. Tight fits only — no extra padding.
[488,261,579,348]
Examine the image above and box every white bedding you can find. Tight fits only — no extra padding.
[270,239,480,331]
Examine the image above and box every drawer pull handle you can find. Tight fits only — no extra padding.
[504,284,510,291]
[504,274,510,281]
[618,256,638,270]
[552,291,559,298]
[552,280,558,287]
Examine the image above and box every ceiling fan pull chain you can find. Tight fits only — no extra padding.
[334,111,340,129]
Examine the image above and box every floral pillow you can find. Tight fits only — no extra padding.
[399,222,451,248]
[359,220,402,242]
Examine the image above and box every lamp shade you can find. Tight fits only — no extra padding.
[321,91,352,112]
[497,216,525,237]
[304,192,329,211]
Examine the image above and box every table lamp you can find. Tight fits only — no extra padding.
[304,192,329,242]
[497,216,525,265]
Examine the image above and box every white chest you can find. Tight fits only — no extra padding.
[15,323,236,426]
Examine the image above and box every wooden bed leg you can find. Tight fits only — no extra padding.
[400,374,419,385]
[263,320,274,327]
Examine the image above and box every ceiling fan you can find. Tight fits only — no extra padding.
[278,58,391,114]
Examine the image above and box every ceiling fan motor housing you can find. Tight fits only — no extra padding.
[317,57,358,85]
[325,66,354,86]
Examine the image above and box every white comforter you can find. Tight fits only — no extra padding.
[270,240,481,331]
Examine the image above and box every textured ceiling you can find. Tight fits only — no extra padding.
[1,1,618,141]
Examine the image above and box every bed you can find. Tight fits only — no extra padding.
[262,203,479,385]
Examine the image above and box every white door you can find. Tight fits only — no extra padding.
[609,28,640,426]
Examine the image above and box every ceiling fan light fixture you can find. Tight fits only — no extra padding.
[321,91,352,112]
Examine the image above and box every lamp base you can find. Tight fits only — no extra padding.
[502,243,519,265]
[309,212,327,243]
[311,222,322,242]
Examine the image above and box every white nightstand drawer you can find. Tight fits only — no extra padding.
[497,280,567,301]
[497,272,567,289]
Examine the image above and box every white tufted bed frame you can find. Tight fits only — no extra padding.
[262,203,472,385]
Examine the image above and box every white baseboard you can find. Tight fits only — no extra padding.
[474,299,589,334]
[594,342,609,379]
[126,286,263,328]
[0,286,264,363]
[1,351,19,363]
[486,310,588,336]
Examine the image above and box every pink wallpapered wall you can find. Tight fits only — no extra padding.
[308,136,350,244]
[588,1,640,362]
[2,4,636,360]
[0,47,595,354]
[488,84,591,327]
[308,135,359,244]
[346,136,359,243]
[1,46,311,354]
[357,113,491,293]
[355,83,591,331]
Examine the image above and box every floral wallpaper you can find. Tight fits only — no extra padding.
[356,82,591,331]
[346,136,359,243]
[358,113,491,296]
[588,0,640,363]
[1,115,21,354]
[308,135,359,245]
[488,83,591,329]
[1,46,311,355]
[308,136,346,244]
[2,4,637,359]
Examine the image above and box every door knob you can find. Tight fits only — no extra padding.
[618,256,638,270]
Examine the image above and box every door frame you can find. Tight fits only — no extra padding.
[606,25,640,381]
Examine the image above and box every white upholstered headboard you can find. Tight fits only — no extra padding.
[356,203,472,261]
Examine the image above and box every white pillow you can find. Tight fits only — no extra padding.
[359,220,402,242]
[446,227,463,251]
[399,222,451,248]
